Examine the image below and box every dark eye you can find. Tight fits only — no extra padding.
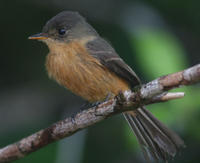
[58,28,66,35]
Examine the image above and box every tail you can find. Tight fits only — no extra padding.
[123,107,185,162]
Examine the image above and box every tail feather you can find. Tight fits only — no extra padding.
[123,107,185,162]
[140,108,185,150]
[125,114,160,161]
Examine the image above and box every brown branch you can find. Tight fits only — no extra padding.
[0,64,200,163]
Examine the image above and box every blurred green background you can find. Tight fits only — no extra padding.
[0,0,200,163]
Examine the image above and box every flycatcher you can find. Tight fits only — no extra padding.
[29,11,185,162]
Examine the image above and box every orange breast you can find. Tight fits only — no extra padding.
[45,39,130,102]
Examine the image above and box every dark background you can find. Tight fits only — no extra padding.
[0,0,200,163]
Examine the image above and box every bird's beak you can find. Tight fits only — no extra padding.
[28,33,48,40]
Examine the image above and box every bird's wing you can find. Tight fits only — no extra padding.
[86,38,140,88]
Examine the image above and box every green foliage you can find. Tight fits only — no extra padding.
[132,29,187,78]
[123,27,200,153]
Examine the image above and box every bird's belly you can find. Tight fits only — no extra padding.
[64,64,130,102]
[45,42,130,102]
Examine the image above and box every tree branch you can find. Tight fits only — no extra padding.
[0,64,200,163]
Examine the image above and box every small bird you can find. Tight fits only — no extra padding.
[29,11,185,162]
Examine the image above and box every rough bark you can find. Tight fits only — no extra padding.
[0,64,200,163]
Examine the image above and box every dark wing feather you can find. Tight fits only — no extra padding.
[86,38,140,88]
[87,38,185,162]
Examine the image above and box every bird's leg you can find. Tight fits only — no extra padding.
[93,92,113,107]
[94,93,113,116]
[70,113,76,125]
[79,93,113,116]
[79,101,92,111]
[71,101,93,124]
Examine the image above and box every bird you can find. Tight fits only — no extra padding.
[29,11,185,162]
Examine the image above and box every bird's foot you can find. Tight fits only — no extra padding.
[93,93,113,116]
[70,113,76,125]
[79,93,113,116]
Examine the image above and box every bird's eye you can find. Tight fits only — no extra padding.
[58,29,66,35]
